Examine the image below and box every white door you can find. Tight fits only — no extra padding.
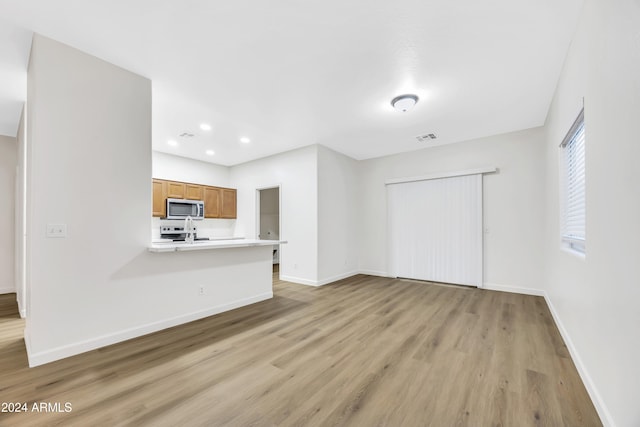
[387,174,483,287]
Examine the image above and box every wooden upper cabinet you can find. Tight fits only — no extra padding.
[152,179,236,219]
[166,181,185,199]
[185,184,204,200]
[221,188,237,219]
[152,179,167,217]
[204,186,221,218]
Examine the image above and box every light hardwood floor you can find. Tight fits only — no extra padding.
[0,273,601,426]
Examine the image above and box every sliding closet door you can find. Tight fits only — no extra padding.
[387,174,482,287]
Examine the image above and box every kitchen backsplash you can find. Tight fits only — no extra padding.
[151,217,237,240]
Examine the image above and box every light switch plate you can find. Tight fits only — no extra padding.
[46,224,67,238]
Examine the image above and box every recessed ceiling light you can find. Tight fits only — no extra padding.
[391,94,419,112]
[200,123,212,131]
[206,150,215,156]
[240,137,250,144]
[167,139,178,146]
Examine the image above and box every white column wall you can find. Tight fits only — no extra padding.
[26,35,272,366]
[317,145,360,285]
[229,146,318,285]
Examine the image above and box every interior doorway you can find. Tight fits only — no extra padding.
[256,186,281,276]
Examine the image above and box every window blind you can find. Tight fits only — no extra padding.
[561,109,585,252]
[387,174,483,287]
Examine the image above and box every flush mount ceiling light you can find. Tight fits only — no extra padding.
[200,123,212,131]
[239,137,250,144]
[167,139,178,146]
[391,94,419,112]
[205,149,215,156]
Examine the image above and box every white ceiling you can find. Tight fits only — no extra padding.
[0,0,583,166]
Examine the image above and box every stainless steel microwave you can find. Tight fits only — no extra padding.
[166,198,205,220]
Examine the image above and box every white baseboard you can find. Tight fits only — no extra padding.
[315,271,359,286]
[279,275,319,286]
[283,271,444,284]
[0,285,16,295]
[482,282,545,296]
[542,293,615,427]
[281,271,361,287]
[357,270,392,277]
[17,296,26,318]
[26,292,273,367]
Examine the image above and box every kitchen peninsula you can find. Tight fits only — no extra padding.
[146,237,285,320]
[149,238,286,252]
[145,165,289,337]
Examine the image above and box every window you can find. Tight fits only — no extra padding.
[561,108,586,254]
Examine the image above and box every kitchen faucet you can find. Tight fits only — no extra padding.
[184,215,195,244]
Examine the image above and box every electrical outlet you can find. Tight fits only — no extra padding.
[46,224,67,238]
[199,285,205,296]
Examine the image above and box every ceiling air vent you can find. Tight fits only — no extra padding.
[179,132,195,138]
[416,133,437,142]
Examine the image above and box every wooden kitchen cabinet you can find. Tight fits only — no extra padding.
[204,186,221,218]
[166,181,185,198]
[221,188,237,219]
[204,186,237,219]
[152,179,167,217]
[185,184,204,200]
[151,179,237,219]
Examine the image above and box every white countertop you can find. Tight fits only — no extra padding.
[148,239,286,253]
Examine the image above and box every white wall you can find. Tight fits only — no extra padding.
[0,134,17,294]
[317,145,360,284]
[151,151,235,239]
[152,151,230,187]
[230,146,318,284]
[542,1,640,425]
[358,128,546,291]
[25,35,272,366]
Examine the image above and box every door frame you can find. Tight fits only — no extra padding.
[255,184,282,266]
